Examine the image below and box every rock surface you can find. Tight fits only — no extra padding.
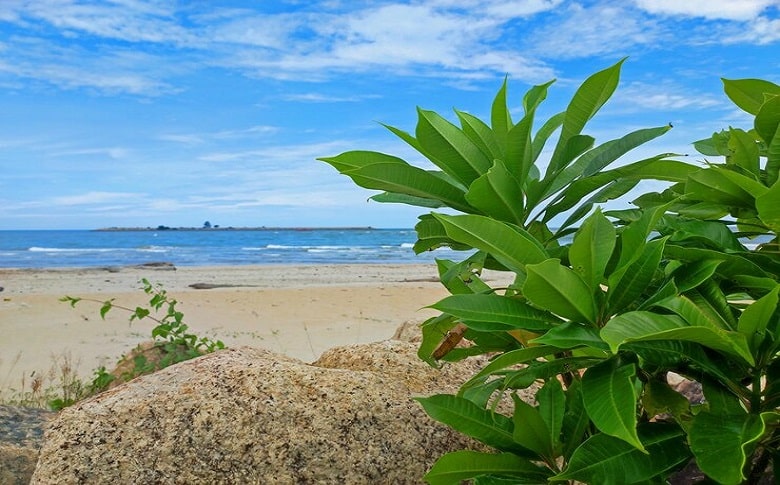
[0,405,54,485]
[32,344,489,484]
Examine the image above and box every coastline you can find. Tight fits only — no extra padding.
[0,264,510,402]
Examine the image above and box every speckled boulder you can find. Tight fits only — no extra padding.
[32,346,484,484]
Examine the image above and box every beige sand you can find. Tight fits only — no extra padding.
[0,264,507,400]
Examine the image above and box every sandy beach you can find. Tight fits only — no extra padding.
[0,264,509,401]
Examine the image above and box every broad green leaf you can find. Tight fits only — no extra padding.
[543,124,672,200]
[465,159,525,225]
[553,424,690,484]
[530,322,609,351]
[319,150,408,172]
[549,58,625,173]
[561,380,589,460]
[413,214,471,253]
[546,157,694,221]
[642,379,690,423]
[530,111,564,163]
[754,91,780,146]
[380,122,427,157]
[664,244,769,279]
[624,341,738,386]
[417,108,492,185]
[660,216,745,252]
[554,178,638,230]
[601,311,755,365]
[607,238,666,315]
[569,209,615,290]
[433,214,548,273]
[738,284,779,350]
[541,134,595,186]
[756,179,780,232]
[511,394,554,459]
[491,78,512,148]
[424,450,550,485]
[416,394,520,453]
[685,166,767,208]
[506,110,535,183]
[723,78,780,115]
[418,314,460,366]
[436,256,492,295]
[688,412,766,485]
[702,378,745,415]
[687,279,738,330]
[582,359,644,451]
[523,259,598,324]
[727,127,761,175]
[342,163,473,212]
[654,295,731,331]
[505,357,604,390]
[670,259,723,293]
[462,346,559,391]
[457,110,503,161]
[430,294,557,332]
[536,378,565,453]
[523,79,554,114]
[766,118,780,186]
[370,191,445,208]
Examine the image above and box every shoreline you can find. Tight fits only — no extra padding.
[0,264,510,402]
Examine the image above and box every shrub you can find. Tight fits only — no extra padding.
[321,63,780,483]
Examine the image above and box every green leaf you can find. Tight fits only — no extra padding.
[670,259,723,293]
[737,284,779,350]
[511,394,554,459]
[491,78,513,148]
[756,179,780,232]
[416,394,520,453]
[369,191,445,209]
[530,322,609,351]
[688,412,766,485]
[457,110,503,161]
[606,238,666,315]
[552,424,690,484]
[99,300,114,319]
[424,450,550,485]
[418,314,460,366]
[523,259,598,324]
[465,159,525,225]
[433,213,548,274]
[723,78,780,115]
[343,163,473,213]
[601,311,755,366]
[506,110,535,183]
[417,108,492,185]
[685,166,767,208]
[536,378,565,454]
[318,150,408,172]
[436,256,492,295]
[462,346,559,391]
[549,58,625,174]
[582,359,644,451]
[642,379,691,423]
[530,111,564,163]
[414,214,471,253]
[569,209,615,290]
[430,294,557,332]
[654,295,730,331]
[727,127,761,175]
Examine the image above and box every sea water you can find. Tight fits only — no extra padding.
[0,228,454,268]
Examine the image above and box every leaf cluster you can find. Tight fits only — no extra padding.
[321,64,780,484]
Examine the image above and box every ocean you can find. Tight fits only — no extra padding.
[0,228,452,269]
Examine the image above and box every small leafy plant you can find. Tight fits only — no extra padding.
[322,62,780,483]
[61,278,225,397]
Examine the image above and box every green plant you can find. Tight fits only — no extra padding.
[61,278,225,396]
[321,63,780,483]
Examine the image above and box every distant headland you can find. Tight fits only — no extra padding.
[94,225,376,232]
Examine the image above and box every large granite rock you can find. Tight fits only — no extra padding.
[32,344,490,484]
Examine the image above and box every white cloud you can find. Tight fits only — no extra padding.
[721,15,780,44]
[52,191,142,206]
[282,93,381,103]
[527,3,662,59]
[634,0,778,21]
[616,82,723,111]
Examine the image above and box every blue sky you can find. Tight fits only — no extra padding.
[0,0,778,230]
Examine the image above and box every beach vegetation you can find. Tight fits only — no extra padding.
[321,63,780,483]
[52,279,225,408]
